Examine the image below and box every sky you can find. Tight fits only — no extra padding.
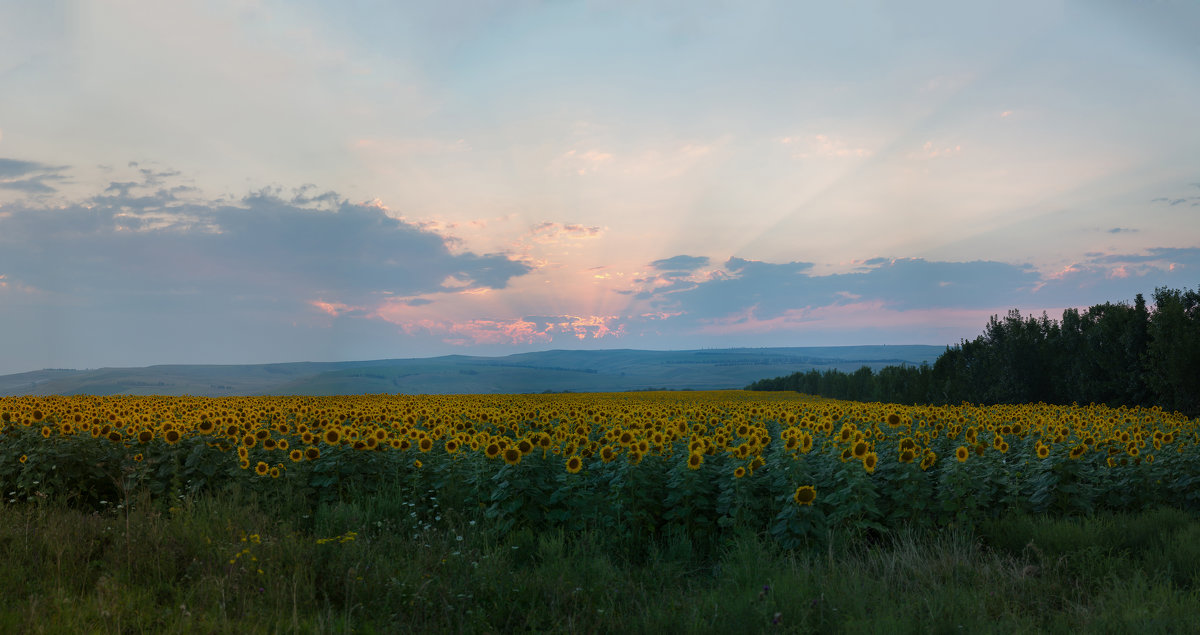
[1,0,1198,375]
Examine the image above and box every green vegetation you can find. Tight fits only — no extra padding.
[3,485,1198,633]
[749,285,1200,417]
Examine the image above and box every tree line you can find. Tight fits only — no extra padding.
[747,286,1200,417]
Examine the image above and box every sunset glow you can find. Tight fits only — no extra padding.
[0,1,1197,374]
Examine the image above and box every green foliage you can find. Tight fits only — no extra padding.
[2,492,1199,633]
[750,285,1200,417]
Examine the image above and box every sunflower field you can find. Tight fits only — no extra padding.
[2,391,1198,548]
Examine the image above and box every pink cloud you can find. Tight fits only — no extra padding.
[309,299,363,318]
[556,148,614,175]
[909,141,963,160]
[0,274,44,295]
[373,310,627,346]
[526,222,604,244]
[693,301,1013,337]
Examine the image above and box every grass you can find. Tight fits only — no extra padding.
[2,484,1198,634]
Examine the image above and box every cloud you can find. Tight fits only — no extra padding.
[0,157,69,194]
[0,162,533,318]
[1108,227,1137,234]
[908,141,962,160]
[382,313,625,346]
[780,134,873,159]
[628,251,1196,342]
[628,254,728,299]
[527,222,604,244]
[649,255,709,271]
[1151,183,1200,207]
[555,149,614,175]
[654,257,1035,324]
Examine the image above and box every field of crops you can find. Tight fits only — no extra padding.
[2,390,1198,546]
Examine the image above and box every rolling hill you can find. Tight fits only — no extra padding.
[0,345,945,397]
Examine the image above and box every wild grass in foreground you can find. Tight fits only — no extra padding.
[1,488,1197,634]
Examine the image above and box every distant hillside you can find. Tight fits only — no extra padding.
[0,346,944,397]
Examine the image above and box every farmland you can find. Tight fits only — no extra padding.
[2,390,1199,632]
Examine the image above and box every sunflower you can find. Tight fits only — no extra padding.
[237,446,249,460]
[323,428,341,445]
[262,438,277,451]
[255,461,269,476]
[164,429,182,445]
[887,413,902,426]
[800,434,813,453]
[137,430,154,444]
[899,448,916,463]
[40,425,51,439]
[687,452,704,470]
[1036,443,1050,459]
[269,466,281,478]
[600,446,617,463]
[955,446,969,462]
[503,447,521,465]
[566,455,583,474]
[413,459,423,468]
[18,455,27,463]
[734,466,747,478]
[793,485,816,506]
[289,449,304,462]
[133,453,143,462]
[485,443,501,459]
[862,452,878,474]
[304,446,320,460]
[242,434,257,448]
[517,439,534,455]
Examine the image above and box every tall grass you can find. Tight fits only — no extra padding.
[1,483,1197,633]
